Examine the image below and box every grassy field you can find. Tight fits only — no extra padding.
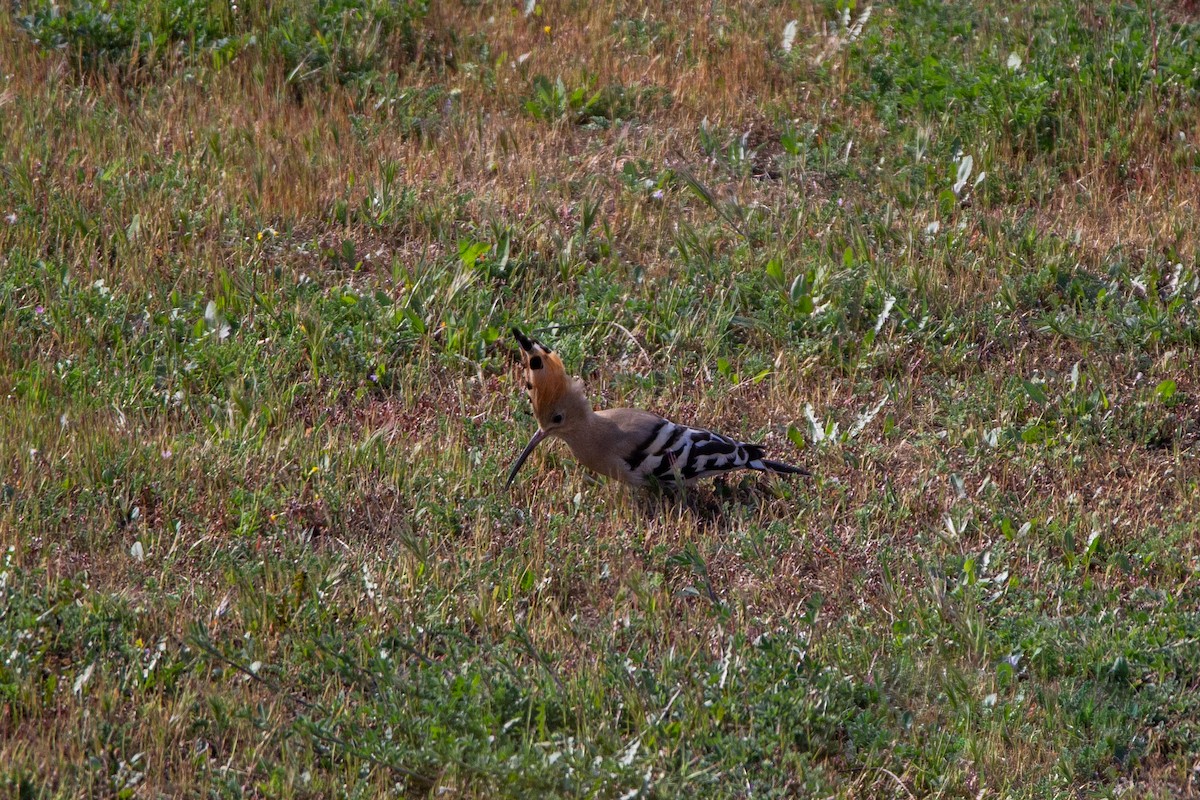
[2,0,1200,796]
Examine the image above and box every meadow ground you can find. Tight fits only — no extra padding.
[2,0,1200,796]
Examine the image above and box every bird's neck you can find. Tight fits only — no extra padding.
[558,403,608,448]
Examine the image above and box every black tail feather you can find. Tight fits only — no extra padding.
[743,444,809,477]
[756,459,810,476]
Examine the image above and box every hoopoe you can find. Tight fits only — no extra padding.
[506,327,809,488]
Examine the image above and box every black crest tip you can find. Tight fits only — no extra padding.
[512,327,534,351]
[513,327,552,355]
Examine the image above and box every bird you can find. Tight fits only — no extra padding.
[505,327,809,489]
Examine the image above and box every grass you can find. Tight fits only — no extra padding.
[1,0,1199,796]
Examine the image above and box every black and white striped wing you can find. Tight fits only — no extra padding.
[624,419,755,485]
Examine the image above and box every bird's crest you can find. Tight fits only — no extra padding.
[512,327,576,419]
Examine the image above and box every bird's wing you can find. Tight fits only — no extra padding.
[600,409,753,484]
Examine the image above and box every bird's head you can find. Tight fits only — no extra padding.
[507,327,591,486]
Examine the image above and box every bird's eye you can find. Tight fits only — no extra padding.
[552,413,564,424]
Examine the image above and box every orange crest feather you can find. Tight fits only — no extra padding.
[512,328,573,418]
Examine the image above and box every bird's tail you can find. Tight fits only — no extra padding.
[744,444,809,476]
[756,459,810,476]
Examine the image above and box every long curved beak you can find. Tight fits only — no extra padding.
[505,428,548,487]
